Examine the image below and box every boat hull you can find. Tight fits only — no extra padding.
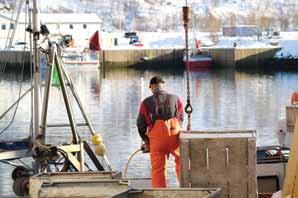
[184,55,212,69]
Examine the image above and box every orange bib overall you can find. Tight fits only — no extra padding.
[291,92,298,105]
[147,117,180,188]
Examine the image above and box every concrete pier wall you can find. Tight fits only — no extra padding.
[0,50,30,70]
[208,47,281,67]
[0,47,281,69]
[100,47,281,68]
[0,51,30,64]
[99,48,184,67]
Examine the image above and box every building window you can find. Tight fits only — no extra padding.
[83,24,87,29]
[1,24,6,30]
[69,24,73,29]
[10,23,14,29]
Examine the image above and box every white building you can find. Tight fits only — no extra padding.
[222,25,260,37]
[0,13,102,48]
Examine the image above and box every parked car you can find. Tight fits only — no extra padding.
[129,35,139,45]
[124,32,137,38]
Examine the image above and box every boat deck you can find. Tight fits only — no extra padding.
[29,172,222,198]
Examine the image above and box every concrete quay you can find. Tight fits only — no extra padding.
[100,47,281,68]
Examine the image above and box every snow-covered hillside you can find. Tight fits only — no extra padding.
[1,0,298,32]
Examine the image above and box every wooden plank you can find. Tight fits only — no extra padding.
[180,139,190,187]
[57,144,80,153]
[247,138,257,198]
[282,119,298,197]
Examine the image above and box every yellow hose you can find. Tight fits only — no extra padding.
[124,149,142,178]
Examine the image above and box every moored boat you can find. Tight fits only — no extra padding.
[184,38,213,69]
[60,31,101,65]
[257,146,289,196]
[184,53,213,69]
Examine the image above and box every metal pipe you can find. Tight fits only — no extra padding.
[60,61,113,179]
[54,54,79,143]
[79,142,84,172]
[28,3,34,139]
[226,147,229,167]
[59,59,96,135]
[59,53,113,171]
[7,0,25,49]
[206,148,209,169]
[40,47,55,138]
[45,123,88,128]
[32,0,41,142]
[0,160,21,167]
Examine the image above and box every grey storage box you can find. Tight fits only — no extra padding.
[180,130,257,198]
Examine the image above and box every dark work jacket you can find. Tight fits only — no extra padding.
[136,89,183,143]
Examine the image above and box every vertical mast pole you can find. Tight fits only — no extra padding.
[32,0,41,142]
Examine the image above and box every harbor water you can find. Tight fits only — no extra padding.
[0,65,298,196]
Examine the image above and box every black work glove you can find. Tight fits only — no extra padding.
[141,143,150,153]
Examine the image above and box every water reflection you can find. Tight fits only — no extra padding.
[0,66,298,195]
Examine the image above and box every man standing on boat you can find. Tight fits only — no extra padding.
[136,76,184,188]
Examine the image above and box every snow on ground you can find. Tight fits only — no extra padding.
[101,31,298,59]
[213,36,273,48]
[101,31,185,50]
[101,31,214,50]
[1,30,298,60]
[141,32,185,49]
[274,32,298,59]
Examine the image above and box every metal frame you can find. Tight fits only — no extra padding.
[0,0,107,196]
[36,45,105,172]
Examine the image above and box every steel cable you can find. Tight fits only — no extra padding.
[0,3,28,136]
